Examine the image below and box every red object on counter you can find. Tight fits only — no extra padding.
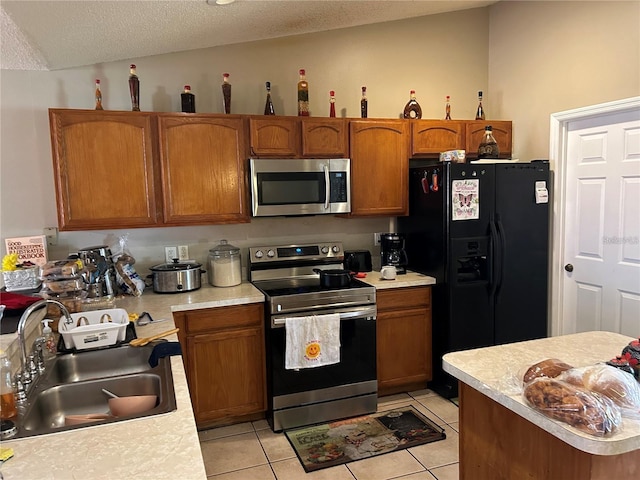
[355,272,367,278]
[0,291,41,310]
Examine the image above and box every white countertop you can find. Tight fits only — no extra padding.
[442,331,640,455]
[1,276,434,478]
[1,282,264,480]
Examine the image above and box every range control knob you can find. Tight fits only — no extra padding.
[254,250,263,259]
[321,246,329,254]
[332,245,340,253]
[267,249,276,258]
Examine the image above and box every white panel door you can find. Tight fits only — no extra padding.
[562,109,640,336]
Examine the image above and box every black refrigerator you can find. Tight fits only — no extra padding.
[398,160,550,398]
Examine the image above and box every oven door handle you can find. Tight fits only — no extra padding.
[272,308,376,327]
[324,164,330,210]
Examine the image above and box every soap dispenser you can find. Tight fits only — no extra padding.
[41,319,57,360]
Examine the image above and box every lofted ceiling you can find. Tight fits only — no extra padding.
[0,0,499,71]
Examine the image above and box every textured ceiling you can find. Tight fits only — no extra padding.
[0,0,498,71]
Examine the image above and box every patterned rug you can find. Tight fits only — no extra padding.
[284,405,446,472]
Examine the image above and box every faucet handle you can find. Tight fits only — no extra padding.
[14,373,27,403]
[28,354,39,381]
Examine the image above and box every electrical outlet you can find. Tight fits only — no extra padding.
[374,233,382,246]
[178,245,189,261]
[164,246,178,263]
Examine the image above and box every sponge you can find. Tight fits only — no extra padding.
[0,446,14,463]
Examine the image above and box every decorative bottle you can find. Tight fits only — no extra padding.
[475,90,485,120]
[264,81,275,115]
[329,90,336,118]
[445,95,451,120]
[360,86,368,118]
[0,351,16,420]
[403,90,422,119]
[297,69,309,116]
[221,73,231,114]
[477,125,499,159]
[95,79,103,110]
[128,64,140,111]
[181,85,196,113]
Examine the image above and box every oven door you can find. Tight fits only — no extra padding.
[267,305,376,399]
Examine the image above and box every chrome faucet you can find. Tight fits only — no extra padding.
[16,299,72,381]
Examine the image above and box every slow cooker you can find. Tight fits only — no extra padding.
[148,260,203,293]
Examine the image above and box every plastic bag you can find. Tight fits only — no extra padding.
[112,234,145,297]
[558,364,640,420]
[523,376,622,437]
[522,358,574,384]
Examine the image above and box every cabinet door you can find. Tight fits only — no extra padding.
[377,287,432,396]
[465,120,513,158]
[49,109,160,230]
[301,118,348,157]
[411,120,466,156]
[349,120,409,216]
[249,117,300,157]
[158,114,249,225]
[186,326,266,424]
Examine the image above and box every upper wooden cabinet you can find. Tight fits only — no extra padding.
[349,120,409,216]
[49,109,161,231]
[411,120,466,156]
[249,117,299,157]
[465,120,513,158]
[157,114,249,225]
[249,116,348,158]
[301,118,348,157]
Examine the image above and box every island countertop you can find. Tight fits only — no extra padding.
[443,331,640,456]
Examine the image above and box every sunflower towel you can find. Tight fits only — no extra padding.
[285,314,341,370]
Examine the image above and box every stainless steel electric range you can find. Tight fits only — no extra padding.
[249,241,377,432]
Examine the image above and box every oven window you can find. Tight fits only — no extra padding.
[268,318,376,396]
[258,172,325,205]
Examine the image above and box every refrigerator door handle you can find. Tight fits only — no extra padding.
[495,217,506,297]
[489,217,499,298]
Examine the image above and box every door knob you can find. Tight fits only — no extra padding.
[564,264,574,272]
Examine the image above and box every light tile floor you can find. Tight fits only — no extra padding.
[199,389,460,479]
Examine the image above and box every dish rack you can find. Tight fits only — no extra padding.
[59,308,129,350]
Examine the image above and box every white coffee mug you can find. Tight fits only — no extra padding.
[380,265,397,280]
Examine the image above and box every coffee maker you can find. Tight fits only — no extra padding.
[380,233,408,274]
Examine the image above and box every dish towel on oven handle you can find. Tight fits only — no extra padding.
[285,313,341,370]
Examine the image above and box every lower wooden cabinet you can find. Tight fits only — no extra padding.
[376,286,432,396]
[173,303,266,428]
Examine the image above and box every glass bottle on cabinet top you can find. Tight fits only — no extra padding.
[445,95,451,120]
[128,64,140,111]
[475,90,485,120]
[222,73,231,114]
[329,90,336,118]
[403,90,422,119]
[297,69,309,116]
[477,125,499,159]
[360,86,368,118]
[181,85,196,113]
[95,79,103,110]
[264,81,275,115]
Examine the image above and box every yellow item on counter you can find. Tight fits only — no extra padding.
[0,446,14,463]
[1,253,19,271]
[128,312,139,322]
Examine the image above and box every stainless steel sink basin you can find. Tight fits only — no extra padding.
[10,343,177,440]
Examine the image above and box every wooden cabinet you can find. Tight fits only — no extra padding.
[173,303,266,428]
[49,109,161,231]
[157,114,249,225]
[465,120,513,158]
[249,116,348,158]
[301,118,348,157]
[411,120,466,156]
[376,286,432,396]
[349,119,410,216]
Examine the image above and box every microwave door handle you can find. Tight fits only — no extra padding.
[324,164,330,209]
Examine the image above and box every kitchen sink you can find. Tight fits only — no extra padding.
[9,343,177,440]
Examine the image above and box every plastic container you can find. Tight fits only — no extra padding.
[208,240,242,287]
[0,351,16,420]
[59,308,129,350]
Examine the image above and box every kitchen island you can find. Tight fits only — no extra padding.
[443,331,640,479]
[0,283,264,480]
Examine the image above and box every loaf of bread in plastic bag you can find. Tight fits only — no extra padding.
[522,358,574,384]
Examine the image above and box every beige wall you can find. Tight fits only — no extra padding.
[489,1,640,164]
[1,2,638,276]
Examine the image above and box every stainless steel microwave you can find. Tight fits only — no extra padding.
[249,158,351,217]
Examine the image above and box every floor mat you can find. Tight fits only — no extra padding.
[284,405,446,472]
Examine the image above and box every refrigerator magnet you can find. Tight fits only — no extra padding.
[535,181,549,204]
[452,179,479,221]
